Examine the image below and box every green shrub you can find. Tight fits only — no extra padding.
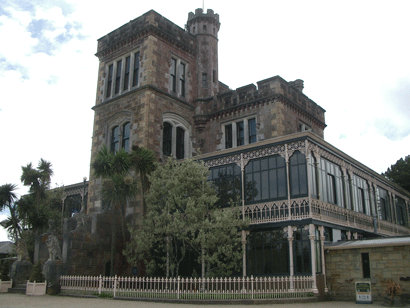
[0,263,10,281]
[29,261,45,283]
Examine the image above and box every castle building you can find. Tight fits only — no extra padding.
[73,7,410,289]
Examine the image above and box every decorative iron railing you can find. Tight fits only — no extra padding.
[60,275,314,300]
[244,198,410,237]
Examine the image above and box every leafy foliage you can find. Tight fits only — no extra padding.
[0,262,10,281]
[92,145,156,276]
[0,183,21,241]
[382,155,410,192]
[124,157,248,277]
[29,261,45,283]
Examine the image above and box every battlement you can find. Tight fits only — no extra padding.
[188,8,220,23]
[96,10,195,59]
[211,76,325,123]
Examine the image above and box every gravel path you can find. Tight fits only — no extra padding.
[0,293,388,308]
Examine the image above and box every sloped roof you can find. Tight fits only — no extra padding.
[325,236,410,250]
[0,241,14,255]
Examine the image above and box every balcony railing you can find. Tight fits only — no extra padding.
[244,198,410,237]
[60,275,314,300]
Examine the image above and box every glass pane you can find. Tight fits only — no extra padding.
[261,171,269,200]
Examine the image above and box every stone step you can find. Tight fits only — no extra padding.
[8,282,27,294]
[8,287,26,294]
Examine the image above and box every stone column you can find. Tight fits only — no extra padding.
[308,224,318,293]
[319,226,328,292]
[285,226,295,290]
[346,230,352,240]
[236,153,249,277]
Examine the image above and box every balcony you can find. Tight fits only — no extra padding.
[244,198,410,237]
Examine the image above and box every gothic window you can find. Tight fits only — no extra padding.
[222,117,257,149]
[162,122,172,157]
[176,127,185,159]
[109,121,131,153]
[122,122,131,152]
[289,151,308,198]
[110,126,120,153]
[162,115,190,159]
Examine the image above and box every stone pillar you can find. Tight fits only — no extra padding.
[308,224,318,293]
[285,226,296,291]
[242,230,248,277]
[319,226,328,292]
[236,153,249,277]
[346,230,351,240]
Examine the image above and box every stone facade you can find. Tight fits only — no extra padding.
[325,238,410,303]
[87,8,326,216]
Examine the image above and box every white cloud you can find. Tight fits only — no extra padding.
[0,0,409,241]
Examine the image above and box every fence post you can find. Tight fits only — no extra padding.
[98,275,102,294]
[251,275,254,300]
[177,276,180,300]
[113,275,117,297]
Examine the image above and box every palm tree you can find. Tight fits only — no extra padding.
[20,159,53,212]
[92,146,138,276]
[130,145,157,216]
[0,183,22,241]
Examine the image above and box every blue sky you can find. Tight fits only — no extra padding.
[1,0,409,241]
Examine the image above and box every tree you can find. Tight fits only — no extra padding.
[124,157,248,277]
[0,183,22,241]
[92,146,138,276]
[383,155,410,192]
[21,159,53,212]
[130,145,156,216]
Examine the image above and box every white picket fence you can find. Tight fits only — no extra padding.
[60,275,314,300]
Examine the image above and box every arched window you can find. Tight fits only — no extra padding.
[111,126,120,153]
[176,127,185,159]
[163,122,172,157]
[122,122,131,152]
[162,114,191,159]
[290,151,308,198]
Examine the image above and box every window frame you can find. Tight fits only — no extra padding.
[104,49,141,100]
[109,121,132,153]
[222,117,257,150]
[162,114,191,159]
[169,57,188,98]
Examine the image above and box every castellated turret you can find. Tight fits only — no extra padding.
[187,8,220,98]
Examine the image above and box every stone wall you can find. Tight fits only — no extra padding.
[325,243,410,302]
